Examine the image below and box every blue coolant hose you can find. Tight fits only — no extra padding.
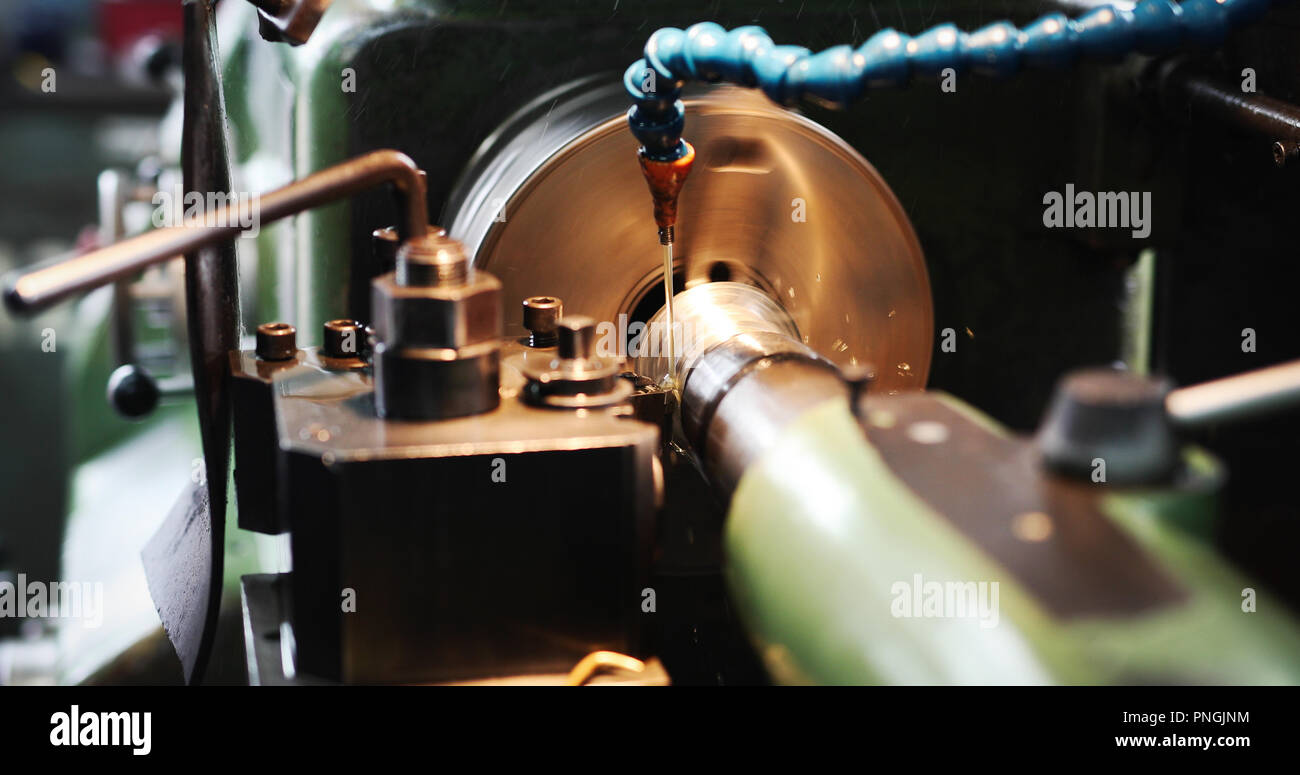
[625,0,1277,162]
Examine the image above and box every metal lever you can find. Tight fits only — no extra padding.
[3,149,428,315]
[1167,359,1300,428]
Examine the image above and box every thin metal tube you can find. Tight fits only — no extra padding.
[1166,359,1300,428]
[1178,74,1300,162]
[3,149,427,315]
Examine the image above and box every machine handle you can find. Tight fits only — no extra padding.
[3,149,428,316]
[1167,359,1300,428]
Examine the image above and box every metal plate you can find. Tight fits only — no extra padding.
[446,81,932,392]
[860,392,1187,619]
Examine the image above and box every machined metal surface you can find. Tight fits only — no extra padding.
[274,347,653,461]
[628,282,848,494]
[630,282,835,466]
[446,81,933,391]
[634,282,802,388]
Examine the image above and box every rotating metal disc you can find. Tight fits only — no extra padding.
[445,79,932,392]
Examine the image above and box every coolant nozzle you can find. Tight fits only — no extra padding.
[637,141,695,245]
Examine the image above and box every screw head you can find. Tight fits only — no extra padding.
[256,322,297,361]
[522,296,563,347]
[323,319,364,358]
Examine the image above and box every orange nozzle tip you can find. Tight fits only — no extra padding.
[638,142,696,231]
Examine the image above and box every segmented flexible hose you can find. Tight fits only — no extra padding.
[625,0,1275,161]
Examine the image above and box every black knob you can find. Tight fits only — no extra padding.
[1036,367,1177,485]
[107,364,160,420]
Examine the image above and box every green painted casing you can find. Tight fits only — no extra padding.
[725,395,1300,685]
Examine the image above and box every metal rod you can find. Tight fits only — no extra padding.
[1184,77,1300,137]
[3,149,427,315]
[1165,68,1300,166]
[97,168,137,366]
[1166,359,1300,428]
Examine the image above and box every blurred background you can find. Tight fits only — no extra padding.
[0,0,182,677]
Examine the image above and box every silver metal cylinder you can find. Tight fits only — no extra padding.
[633,282,800,389]
[635,283,846,494]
